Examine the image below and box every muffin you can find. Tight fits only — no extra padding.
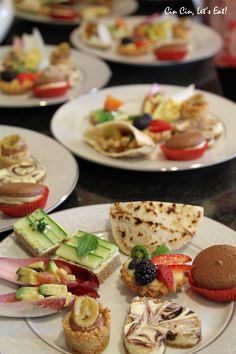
[62,296,110,354]
[189,245,236,302]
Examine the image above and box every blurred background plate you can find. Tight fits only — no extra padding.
[14,0,138,25]
[0,0,13,43]
[0,125,79,232]
[0,46,111,108]
[70,16,222,66]
[51,84,236,172]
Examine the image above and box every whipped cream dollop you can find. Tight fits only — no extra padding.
[0,159,46,184]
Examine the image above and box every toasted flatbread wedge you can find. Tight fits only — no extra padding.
[110,201,203,255]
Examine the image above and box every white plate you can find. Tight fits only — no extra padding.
[14,0,138,26]
[51,84,236,172]
[0,45,111,108]
[0,203,235,354]
[0,0,14,44]
[0,125,79,232]
[70,16,222,66]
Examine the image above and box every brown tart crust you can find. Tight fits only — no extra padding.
[117,44,149,57]
[192,245,236,290]
[62,304,110,354]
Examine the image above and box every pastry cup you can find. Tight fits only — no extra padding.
[188,272,236,302]
[0,186,49,217]
[62,304,110,354]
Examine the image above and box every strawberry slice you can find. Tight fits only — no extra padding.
[169,264,192,273]
[156,265,174,291]
[151,254,192,265]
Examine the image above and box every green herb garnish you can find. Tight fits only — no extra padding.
[77,233,99,256]
[29,217,48,233]
[152,244,170,257]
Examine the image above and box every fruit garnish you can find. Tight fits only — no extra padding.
[156,265,174,291]
[169,264,192,273]
[104,95,123,112]
[134,260,156,286]
[72,296,99,328]
[132,114,152,130]
[17,72,40,83]
[151,244,170,257]
[151,254,192,265]
[149,120,173,133]
[131,245,150,260]
[77,233,99,257]
[128,259,141,270]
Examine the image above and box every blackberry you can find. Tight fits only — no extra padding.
[134,260,156,285]
[121,37,134,45]
[0,70,17,82]
[128,259,141,270]
[133,114,152,130]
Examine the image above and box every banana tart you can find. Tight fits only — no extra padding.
[62,296,110,354]
[124,296,201,354]
[0,135,29,168]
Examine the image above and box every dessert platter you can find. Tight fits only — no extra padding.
[70,15,222,66]
[14,0,138,26]
[0,125,78,232]
[0,29,111,108]
[51,83,236,172]
[0,202,235,354]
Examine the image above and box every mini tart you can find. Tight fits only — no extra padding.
[181,94,209,120]
[62,304,110,354]
[0,135,29,168]
[117,43,150,57]
[0,78,33,95]
[121,259,187,297]
[0,160,46,184]
[50,43,72,65]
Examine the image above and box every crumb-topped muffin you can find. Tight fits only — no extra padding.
[62,296,110,354]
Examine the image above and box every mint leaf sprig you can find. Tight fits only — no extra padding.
[77,233,98,257]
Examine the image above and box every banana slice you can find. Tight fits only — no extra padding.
[72,296,99,328]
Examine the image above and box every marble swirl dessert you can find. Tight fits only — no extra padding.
[124,296,201,354]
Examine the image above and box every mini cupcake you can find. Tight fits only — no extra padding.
[0,135,29,168]
[62,296,110,354]
[161,130,208,161]
[0,183,49,217]
[189,245,236,302]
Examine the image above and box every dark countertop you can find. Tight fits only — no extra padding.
[1,2,236,239]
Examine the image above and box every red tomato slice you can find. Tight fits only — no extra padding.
[17,72,40,83]
[149,120,173,132]
[154,47,188,61]
[33,81,69,98]
[161,141,208,161]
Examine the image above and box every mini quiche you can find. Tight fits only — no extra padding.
[121,245,192,297]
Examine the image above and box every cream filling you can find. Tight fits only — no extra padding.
[0,195,41,205]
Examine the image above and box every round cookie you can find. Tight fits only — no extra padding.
[192,245,236,290]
